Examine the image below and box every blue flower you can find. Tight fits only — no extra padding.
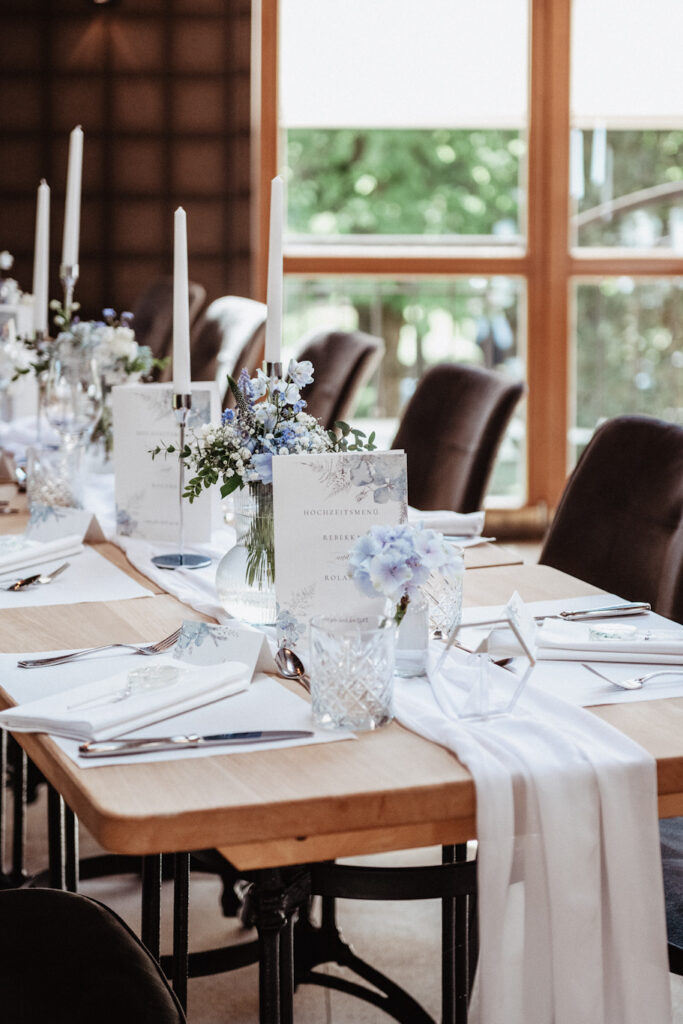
[221,408,235,423]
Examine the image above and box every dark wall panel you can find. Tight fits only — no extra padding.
[0,0,252,322]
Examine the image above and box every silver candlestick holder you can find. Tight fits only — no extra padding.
[59,263,79,323]
[151,393,211,570]
[34,328,49,446]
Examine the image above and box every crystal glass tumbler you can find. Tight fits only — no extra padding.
[26,444,84,510]
[309,614,396,731]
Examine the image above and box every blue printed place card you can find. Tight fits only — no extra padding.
[272,451,408,648]
[112,382,220,543]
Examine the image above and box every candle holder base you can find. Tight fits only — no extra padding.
[151,553,211,570]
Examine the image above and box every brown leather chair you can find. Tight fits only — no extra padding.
[131,276,207,372]
[190,296,267,399]
[0,887,187,1023]
[539,415,683,978]
[539,415,683,621]
[391,362,525,513]
[295,329,385,429]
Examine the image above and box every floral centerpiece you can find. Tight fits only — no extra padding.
[349,523,463,675]
[14,305,165,456]
[152,359,375,624]
[349,523,461,624]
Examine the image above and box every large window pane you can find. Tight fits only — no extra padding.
[572,278,683,460]
[281,0,528,243]
[283,276,527,504]
[571,1,683,250]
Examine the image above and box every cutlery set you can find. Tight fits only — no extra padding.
[11,600,682,758]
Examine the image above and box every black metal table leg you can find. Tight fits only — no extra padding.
[453,843,469,1024]
[47,783,66,890]
[9,738,27,886]
[254,868,289,1024]
[64,803,79,893]
[141,853,163,962]
[279,911,295,1024]
[172,852,190,1011]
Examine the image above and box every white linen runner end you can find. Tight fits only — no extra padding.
[393,653,672,1024]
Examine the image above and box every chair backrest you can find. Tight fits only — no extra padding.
[295,329,385,429]
[391,362,525,513]
[539,415,683,620]
[132,276,206,372]
[190,295,267,396]
[0,887,186,1023]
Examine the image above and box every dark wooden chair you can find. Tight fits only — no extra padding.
[295,329,385,429]
[0,887,187,1023]
[539,415,683,621]
[189,295,267,400]
[131,276,207,373]
[539,413,683,975]
[391,362,525,513]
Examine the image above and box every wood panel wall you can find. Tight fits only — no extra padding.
[0,0,252,321]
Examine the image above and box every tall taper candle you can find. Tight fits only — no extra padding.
[32,180,50,336]
[264,175,283,365]
[173,207,191,395]
[61,126,83,268]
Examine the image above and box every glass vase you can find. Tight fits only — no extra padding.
[394,593,430,677]
[215,481,276,626]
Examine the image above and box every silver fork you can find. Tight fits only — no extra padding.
[17,627,182,669]
[582,663,683,691]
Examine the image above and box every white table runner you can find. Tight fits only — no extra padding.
[394,653,672,1024]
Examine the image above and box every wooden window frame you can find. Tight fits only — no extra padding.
[252,0,683,513]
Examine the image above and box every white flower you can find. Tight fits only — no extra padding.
[0,251,14,272]
[287,359,314,388]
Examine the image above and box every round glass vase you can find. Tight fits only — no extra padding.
[394,593,430,677]
[215,481,276,626]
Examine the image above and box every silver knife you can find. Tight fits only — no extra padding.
[534,601,651,622]
[79,730,314,758]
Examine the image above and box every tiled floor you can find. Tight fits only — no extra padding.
[14,538,683,1021]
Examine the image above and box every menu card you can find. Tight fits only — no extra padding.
[272,451,408,648]
[112,382,219,543]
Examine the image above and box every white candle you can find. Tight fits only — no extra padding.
[173,207,191,395]
[32,180,50,336]
[264,175,283,365]
[62,125,83,268]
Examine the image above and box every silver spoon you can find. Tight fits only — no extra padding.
[275,646,311,693]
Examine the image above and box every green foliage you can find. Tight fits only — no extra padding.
[328,420,377,452]
[286,128,522,237]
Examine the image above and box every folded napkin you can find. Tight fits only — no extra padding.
[0,656,250,742]
[392,650,671,1024]
[407,507,485,537]
[536,619,683,664]
[0,533,84,578]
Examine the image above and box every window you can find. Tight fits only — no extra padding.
[256,0,683,512]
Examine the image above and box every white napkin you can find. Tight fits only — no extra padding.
[393,651,671,1024]
[536,619,683,664]
[407,506,485,536]
[0,533,84,577]
[0,656,250,741]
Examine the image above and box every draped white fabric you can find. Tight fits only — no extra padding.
[393,654,672,1024]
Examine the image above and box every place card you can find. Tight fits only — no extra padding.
[174,619,276,676]
[112,382,219,543]
[272,451,408,649]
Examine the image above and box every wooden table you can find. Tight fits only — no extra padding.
[2,529,683,1022]
[1,551,682,873]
